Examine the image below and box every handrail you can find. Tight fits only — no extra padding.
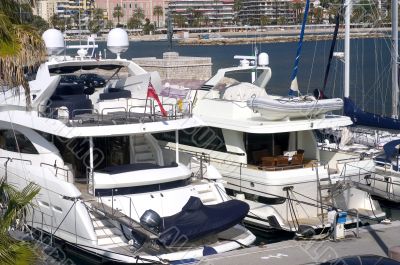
[0,156,32,165]
[40,162,70,182]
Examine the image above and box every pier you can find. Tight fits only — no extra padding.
[197,221,400,264]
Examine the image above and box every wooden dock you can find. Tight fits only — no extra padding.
[196,221,400,265]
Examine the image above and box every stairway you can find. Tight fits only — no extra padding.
[195,184,219,204]
[131,134,156,164]
[89,211,125,246]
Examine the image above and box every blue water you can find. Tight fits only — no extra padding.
[81,37,394,115]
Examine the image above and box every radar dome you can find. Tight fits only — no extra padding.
[42,29,65,55]
[107,28,129,58]
[258,52,269,66]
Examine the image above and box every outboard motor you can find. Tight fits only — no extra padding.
[140,210,162,233]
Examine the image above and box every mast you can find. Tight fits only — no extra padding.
[392,0,399,118]
[344,0,351,98]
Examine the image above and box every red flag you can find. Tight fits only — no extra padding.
[147,81,167,117]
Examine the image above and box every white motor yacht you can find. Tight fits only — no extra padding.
[0,29,255,264]
[157,54,386,233]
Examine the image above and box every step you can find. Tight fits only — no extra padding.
[195,184,214,193]
[97,236,125,246]
[135,152,154,161]
[95,227,122,237]
[134,144,150,153]
[319,184,332,190]
[198,192,217,204]
[92,219,115,229]
[319,178,331,182]
[133,135,146,145]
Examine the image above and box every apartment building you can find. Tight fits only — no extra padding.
[95,0,168,27]
[167,0,235,26]
[238,0,295,25]
[34,0,93,21]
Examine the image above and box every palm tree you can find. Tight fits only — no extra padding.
[173,14,187,27]
[133,7,145,21]
[113,5,124,26]
[153,5,163,28]
[290,0,305,24]
[233,0,242,24]
[0,179,41,264]
[0,0,47,107]
[193,10,203,27]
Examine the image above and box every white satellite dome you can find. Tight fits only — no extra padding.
[258,52,269,66]
[107,28,129,59]
[42,29,65,55]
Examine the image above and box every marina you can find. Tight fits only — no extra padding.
[2,0,400,264]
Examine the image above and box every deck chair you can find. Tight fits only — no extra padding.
[291,154,304,166]
[275,156,289,167]
[261,156,276,167]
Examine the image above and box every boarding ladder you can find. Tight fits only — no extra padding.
[316,164,334,224]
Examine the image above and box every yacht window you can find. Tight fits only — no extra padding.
[245,132,289,165]
[154,127,227,152]
[0,130,38,154]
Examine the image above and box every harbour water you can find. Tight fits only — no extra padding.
[62,38,399,264]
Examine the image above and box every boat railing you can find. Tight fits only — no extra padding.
[40,162,71,183]
[343,162,400,200]
[37,98,192,126]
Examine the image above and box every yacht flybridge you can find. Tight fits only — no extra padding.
[157,53,386,233]
[0,29,255,264]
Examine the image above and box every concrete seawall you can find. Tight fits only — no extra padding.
[178,32,386,46]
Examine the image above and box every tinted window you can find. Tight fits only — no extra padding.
[155,127,227,152]
[0,130,38,154]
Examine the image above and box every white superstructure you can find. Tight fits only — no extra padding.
[0,29,255,263]
[158,54,385,233]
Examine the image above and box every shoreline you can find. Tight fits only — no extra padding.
[177,32,386,45]
[64,27,391,44]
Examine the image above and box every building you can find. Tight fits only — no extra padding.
[238,0,295,25]
[34,0,94,22]
[167,0,235,27]
[95,0,168,27]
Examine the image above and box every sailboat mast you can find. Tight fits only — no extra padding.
[344,0,351,98]
[392,0,399,118]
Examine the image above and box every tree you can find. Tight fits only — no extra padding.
[88,20,101,33]
[277,16,287,25]
[0,0,47,107]
[0,178,41,265]
[49,14,60,29]
[127,17,142,29]
[260,15,270,26]
[173,14,187,27]
[143,18,155,34]
[193,10,203,27]
[290,0,305,24]
[153,5,163,28]
[113,5,124,26]
[233,0,242,24]
[105,20,114,29]
[133,7,145,21]
[31,15,49,34]
[186,7,195,27]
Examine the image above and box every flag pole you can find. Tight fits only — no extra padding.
[144,77,151,115]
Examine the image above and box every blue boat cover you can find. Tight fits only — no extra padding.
[383,139,400,162]
[159,196,249,246]
[344,97,400,130]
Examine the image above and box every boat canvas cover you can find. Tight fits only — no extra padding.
[344,97,400,130]
[383,139,400,162]
[159,196,249,245]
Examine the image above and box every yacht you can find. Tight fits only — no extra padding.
[0,29,255,264]
[157,54,386,233]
